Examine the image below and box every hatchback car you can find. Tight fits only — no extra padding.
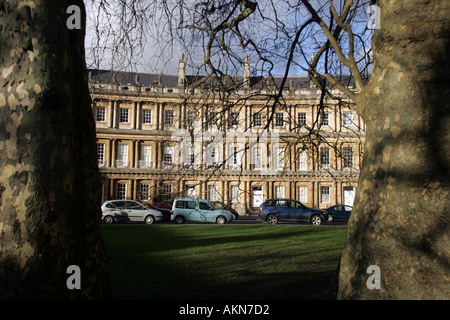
[259,199,328,225]
[140,201,172,222]
[326,205,352,222]
[101,200,163,224]
[171,198,234,224]
[211,201,240,220]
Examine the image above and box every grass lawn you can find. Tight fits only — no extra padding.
[101,224,347,300]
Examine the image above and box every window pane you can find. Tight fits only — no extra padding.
[320,147,330,169]
[275,113,284,127]
[143,110,152,124]
[343,111,353,126]
[343,147,353,168]
[96,107,106,122]
[253,113,262,127]
[231,185,240,202]
[208,185,217,201]
[321,186,330,203]
[298,149,307,170]
[298,186,307,203]
[298,112,306,126]
[117,183,127,199]
[165,110,174,125]
[119,109,129,123]
[97,143,105,166]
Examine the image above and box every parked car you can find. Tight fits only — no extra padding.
[101,200,163,224]
[171,198,234,224]
[140,201,172,222]
[211,201,240,220]
[259,199,328,225]
[151,202,172,210]
[326,205,352,222]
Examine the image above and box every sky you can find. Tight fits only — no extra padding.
[84,0,375,78]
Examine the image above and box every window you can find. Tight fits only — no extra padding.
[298,148,307,171]
[117,183,126,199]
[322,112,329,126]
[140,145,152,167]
[320,147,330,169]
[206,145,219,167]
[185,146,195,166]
[208,185,218,201]
[163,146,174,166]
[231,185,240,203]
[298,186,308,203]
[275,185,285,199]
[96,107,106,122]
[176,200,196,209]
[165,110,174,125]
[199,201,214,210]
[298,112,306,126]
[343,111,353,127]
[230,112,239,126]
[143,109,152,124]
[187,111,196,126]
[275,113,284,127]
[321,186,330,203]
[343,147,353,168]
[117,144,128,167]
[97,143,105,166]
[209,112,220,127]
[119,108,129,123]
[162,184,172,200]
[184,186,196,198]
[229,146,241,169]
[253,113,262,127]
[252,147,262,169]
[139,183,150,200]
[274,147,285,170]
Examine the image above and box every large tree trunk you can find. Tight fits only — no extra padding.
[0,1,110,298]
[338,0,449,299]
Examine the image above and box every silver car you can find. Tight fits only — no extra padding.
[101,200,163,224]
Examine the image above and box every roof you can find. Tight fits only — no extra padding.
[87,69,367,91]
[88,69,313,90]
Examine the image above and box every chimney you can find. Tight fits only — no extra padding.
[178,53,186,88]
[243,55,250,90]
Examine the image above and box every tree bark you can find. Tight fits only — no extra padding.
[338,0,449,299]
[0,0,110,299]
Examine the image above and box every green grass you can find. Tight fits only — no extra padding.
[101,225,347,300]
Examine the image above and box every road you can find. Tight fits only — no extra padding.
[105,215,348,227]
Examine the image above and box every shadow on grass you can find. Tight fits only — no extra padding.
[101,225,344,300]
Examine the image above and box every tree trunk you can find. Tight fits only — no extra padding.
[0,1,110,299]
[338,0,449,299]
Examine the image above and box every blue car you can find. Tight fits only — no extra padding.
[325,205,352,222]
[171,198,234,224]
[259,199,328,225]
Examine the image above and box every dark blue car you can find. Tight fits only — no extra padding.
[259,199,328,225]
[325,205,352,222]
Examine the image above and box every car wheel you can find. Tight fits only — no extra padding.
[175,215,185,224]
[216,216,226,224]
[310,215,323,225]
[144,215,154,224]
[267,214,279,224]
[103,215,114,224]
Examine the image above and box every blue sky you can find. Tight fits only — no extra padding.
[84,0,374,78]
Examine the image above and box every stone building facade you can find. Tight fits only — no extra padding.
[89,57,365,215]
